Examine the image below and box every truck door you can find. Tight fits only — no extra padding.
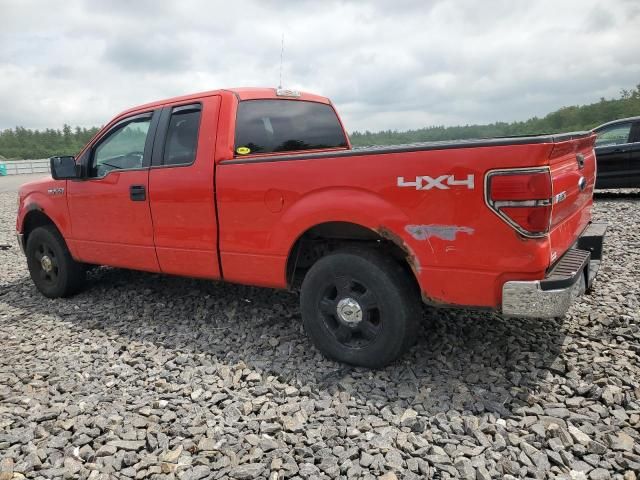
[66,111,161,271]
[628,121,640,186]
[147,96,221,278]
[594,121,632,188]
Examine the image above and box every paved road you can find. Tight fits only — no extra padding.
[0,173,48,193]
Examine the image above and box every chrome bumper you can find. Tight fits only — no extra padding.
[501,222,606,318]
[16,232,25,254]
[502,271,587,318]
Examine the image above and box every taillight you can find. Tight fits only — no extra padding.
[485,168,553,237]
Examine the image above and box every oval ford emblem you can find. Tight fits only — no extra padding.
[578,176,587,191]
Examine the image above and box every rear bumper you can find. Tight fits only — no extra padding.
[501,222,607,318]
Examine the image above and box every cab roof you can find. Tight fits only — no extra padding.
[117,87,331,119]
[593,115,640,132]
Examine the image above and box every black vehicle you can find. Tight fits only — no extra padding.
[592,116,640,189]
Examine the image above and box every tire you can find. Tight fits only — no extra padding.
[300,247,421,368]
[26,225,85,298]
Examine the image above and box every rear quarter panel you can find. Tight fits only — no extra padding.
[217,142,559,307]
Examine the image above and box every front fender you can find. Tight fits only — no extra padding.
[17,187,71,238]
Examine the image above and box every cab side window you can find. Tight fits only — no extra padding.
[234,100,348,155]
[92,116,152,177]
[162,106,201,166]
[595,123,631,147]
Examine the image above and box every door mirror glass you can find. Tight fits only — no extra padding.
[50,156,78,179]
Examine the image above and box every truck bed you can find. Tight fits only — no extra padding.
[224,131,593,164]
[218,128,597,309]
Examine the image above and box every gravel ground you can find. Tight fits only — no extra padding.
[1,189,639,480]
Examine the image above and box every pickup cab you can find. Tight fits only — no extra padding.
[16,87,606,367]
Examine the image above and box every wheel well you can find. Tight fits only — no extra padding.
[22,210,59,247]
[286,221,419,290]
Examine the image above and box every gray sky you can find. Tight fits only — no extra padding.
[1,0,639,133]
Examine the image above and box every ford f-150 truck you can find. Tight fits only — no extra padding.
[16,87,606,367]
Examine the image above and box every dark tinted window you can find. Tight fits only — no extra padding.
[595,123,631,147]
[163,107,201,165]
[235,100,348,155]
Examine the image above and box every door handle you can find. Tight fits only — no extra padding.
[130,185,146,201]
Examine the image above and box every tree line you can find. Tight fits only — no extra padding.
[350,84,640,146]
[0,125,100,160]
[0,84,638,159]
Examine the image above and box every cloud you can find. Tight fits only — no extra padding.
[102,37,193,73]
[0,0,638,133]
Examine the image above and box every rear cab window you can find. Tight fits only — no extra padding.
[234,100,348,156]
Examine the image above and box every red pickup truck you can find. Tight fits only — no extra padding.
[16,87,606,367]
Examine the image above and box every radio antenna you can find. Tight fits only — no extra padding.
[278,33,284,89]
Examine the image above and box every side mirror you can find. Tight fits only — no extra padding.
[50,156,78,180]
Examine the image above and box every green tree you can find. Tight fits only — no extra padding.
[350,84,640,147]
[1,84,639,157]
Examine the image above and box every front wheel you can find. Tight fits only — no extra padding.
[300,248,421,368]
[26,225,85,298]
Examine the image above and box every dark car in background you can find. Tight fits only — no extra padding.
[593,116,640,189]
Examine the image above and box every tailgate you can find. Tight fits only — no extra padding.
[548,133,597,263]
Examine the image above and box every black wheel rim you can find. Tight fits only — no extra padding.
[318,275,382,348]
[33,242,59,286]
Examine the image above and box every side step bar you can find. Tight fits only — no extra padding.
[540,249,590,291]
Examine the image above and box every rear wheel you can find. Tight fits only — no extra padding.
[300,248,421,368]
[26,226,85,298]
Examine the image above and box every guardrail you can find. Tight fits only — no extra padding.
[0,159,50,176]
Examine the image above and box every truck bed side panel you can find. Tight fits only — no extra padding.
[216,142,559,307]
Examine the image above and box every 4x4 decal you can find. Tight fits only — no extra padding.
[397,174,475,190]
